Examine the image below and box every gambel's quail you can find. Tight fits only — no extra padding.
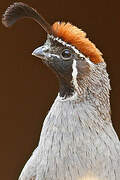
[2,2,120,180]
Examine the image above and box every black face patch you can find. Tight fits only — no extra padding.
[44,37,76,82]
[42,36,91,98]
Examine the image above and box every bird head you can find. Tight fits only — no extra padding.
[2,2,110,101]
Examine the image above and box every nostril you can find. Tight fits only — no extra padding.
[42,46,49,53]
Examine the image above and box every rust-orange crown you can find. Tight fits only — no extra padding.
[52,22,104,64]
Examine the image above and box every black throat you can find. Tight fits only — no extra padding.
[59,78,74,98]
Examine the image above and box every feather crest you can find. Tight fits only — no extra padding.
[52,22,104,64]
[2,2,52,34]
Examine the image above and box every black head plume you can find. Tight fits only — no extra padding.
[2,2,52,34]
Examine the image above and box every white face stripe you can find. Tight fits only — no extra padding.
[49,35,85,57]
[49,35,94,66]
[56,60,80,101]
[47,35,95,101]
[47,53,59,59]
[72,60,79,92]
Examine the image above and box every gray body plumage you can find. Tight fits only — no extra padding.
[19,62,120,180]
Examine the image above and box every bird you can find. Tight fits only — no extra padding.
[2,2,120,180]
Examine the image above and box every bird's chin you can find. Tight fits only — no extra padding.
[32,52,49,66]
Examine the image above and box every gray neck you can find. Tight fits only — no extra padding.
[76,62,111,122]
[36,63,115,180]
[39,62,112,149]
[38,88,112,155]
[58,62,111,123]
[37,94,118,180]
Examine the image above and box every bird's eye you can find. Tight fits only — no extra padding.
[61,49,72,60]
[81,56,85,61]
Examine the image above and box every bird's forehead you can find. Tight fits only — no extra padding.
[45,35,94,66]
[47,35,86,58]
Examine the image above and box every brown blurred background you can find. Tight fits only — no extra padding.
[0,0,120,179]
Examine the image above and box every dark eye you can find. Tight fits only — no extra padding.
[81,57,85,61]
[61,49,72,60]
